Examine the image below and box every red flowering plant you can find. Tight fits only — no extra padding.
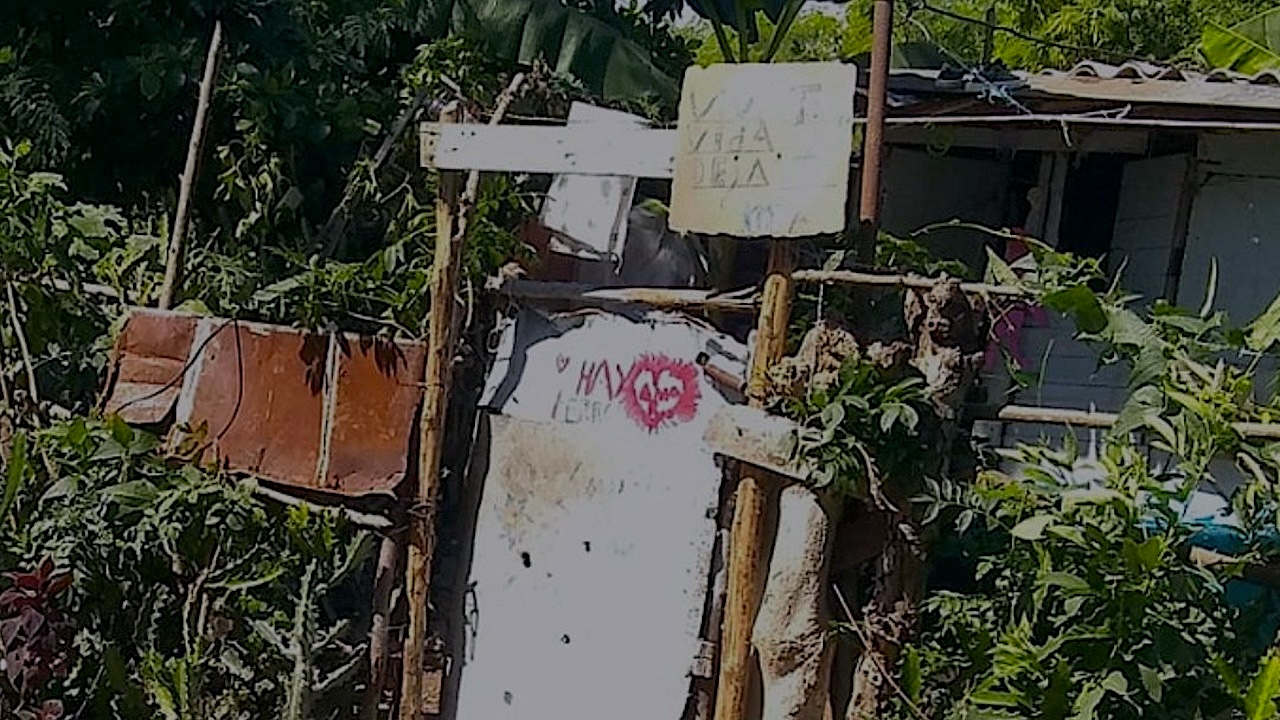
[0,559,72,719]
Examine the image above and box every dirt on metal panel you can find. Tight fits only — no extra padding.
[103,309,426,497]
[454,308,746,720]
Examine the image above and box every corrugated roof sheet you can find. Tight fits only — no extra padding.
[1041,60,1280,86]
[887,60,1280,114]
[1026,62,1280,111]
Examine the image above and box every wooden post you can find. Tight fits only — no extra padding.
[362,532,401,720]
[159,19,223,310]
[714,240,794,720]
[855,0,892,264]
[399,103,462,720]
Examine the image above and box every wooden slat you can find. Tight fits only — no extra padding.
[489,278,758,313]
[703,404,810,482]
[422,123,678,178]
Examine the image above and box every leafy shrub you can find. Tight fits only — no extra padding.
[0,559,73,716]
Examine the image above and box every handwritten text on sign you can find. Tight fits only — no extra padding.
[669,63,857,238]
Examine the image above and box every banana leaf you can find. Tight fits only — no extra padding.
[448,0,678,104]
[1199,7,1280,74]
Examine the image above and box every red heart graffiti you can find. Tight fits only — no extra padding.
[620,354,701,432]
[555,354,570,373]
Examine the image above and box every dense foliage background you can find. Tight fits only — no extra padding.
[8,0,1280,717]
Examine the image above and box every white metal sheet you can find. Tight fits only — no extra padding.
[541,103,646,261]
[457,309,746,720]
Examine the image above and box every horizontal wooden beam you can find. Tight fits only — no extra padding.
[423,123,678,177]
[488,277,759,313]
[703,404,813,484]
[792,269,1027,297]
[420,115,1237,176]
[995,404,1280,439]
[885,125,1148,154]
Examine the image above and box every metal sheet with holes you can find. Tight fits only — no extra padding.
[103,309,425,497]
[454,308,746,720]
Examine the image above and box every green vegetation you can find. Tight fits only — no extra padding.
[8,0,1280,717]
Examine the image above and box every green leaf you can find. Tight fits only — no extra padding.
[1112,385,1164,437]
[1247,290,1280,352]
[140,70,162,100]
[208,567,285,592]
[985,246,1020,287]
[1038,571,1090,594]
[1,431,28,525]
[1200,257,1218,318]
[103,480,159,511]
[448,0,677,103]
[902,645,922,703]
[1045,661,1072,720]
[1245,652,1280,720]
[1123,536,1166,572]
[1200,9,1280,74]
[1071,683,1105,720]
[1042,285,1106,334]
[1061,488,1121,508]
[1139,665,1163,703]
[970,688,1022,707]
[1101,670,1127,696]
[1047,524,1087,547]
[1011,514,1054,541]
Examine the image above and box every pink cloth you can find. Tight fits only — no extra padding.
[984,235,1048,372]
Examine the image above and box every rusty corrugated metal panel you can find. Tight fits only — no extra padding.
[103,309,426,497]
[325,337,427,494]
[104,311,199,424]
[183,322,328,489]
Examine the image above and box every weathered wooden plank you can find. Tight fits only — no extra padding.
[702,404,809,482]
[421,123,678,178]
[489,277,758,313]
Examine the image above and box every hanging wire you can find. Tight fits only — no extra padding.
[907,0,1156,65]
[905,13,1035,116]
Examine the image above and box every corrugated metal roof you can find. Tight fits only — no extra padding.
[888,60,1280,114]
[1041,60,1280,86]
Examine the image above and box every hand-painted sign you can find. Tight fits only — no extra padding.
[484,309,744,436]
[669,62,857,237]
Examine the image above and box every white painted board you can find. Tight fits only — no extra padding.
[455,308,746,720]
[541,103,647,260]
[669,62,857,237]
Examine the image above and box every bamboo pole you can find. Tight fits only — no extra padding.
[159,20,224,310]
[399,103,462,720]
[714,240,795,720]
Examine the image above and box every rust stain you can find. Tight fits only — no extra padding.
[325,335,427,494]
[186,323,327,489]
[103,309,427,497]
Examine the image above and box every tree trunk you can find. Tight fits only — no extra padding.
[752,485,840,719]
[846,510,923,720]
